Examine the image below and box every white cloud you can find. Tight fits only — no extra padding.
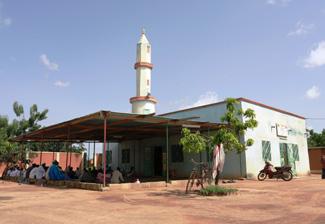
[288,21,314,36]
[266,0,292,6]
[54,80,70,88]
[40,54,59,71]
[0,3,12,27]
[180,91,220,109]
[305,85,320,99]
[303,41,325,68]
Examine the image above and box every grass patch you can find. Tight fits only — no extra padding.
[199,185,238,196]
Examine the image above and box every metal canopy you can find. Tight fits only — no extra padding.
[13,110,222,143]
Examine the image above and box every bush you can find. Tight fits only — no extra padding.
[199,185,238,196]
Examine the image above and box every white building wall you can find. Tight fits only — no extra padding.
[108,143,119,170]
[241,101,310,178]
[162,103,244,178]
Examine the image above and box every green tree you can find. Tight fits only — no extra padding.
[1,102,86,163]
[180,98,258,185]
[0,102,49,162]
[308,129,325,147]
[0,116,16,163]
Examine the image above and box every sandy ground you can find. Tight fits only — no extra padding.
[1,175,325,224]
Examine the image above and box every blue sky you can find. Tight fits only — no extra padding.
[0,0,325,131]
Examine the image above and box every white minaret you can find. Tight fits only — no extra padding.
[130,29,157,114]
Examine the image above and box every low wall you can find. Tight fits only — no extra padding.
[27,151,83,170]
[2,176,104,191]
[308,147,325,173]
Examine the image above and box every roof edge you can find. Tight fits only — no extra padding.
[160,97,305,120]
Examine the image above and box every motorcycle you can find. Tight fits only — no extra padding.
[258,161,293,181]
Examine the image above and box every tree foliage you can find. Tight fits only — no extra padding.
[0,102,85,162]
[213,98,258,153]
[180,98,258,154]
[308,129,325,147]
[180,128,207,153]
[0,102,50,162]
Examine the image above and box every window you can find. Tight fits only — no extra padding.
[122,149,130,164]
[171,145,184,163]
[292,144,299,161]
[107,150,112,164]
[262,140,271,161]
[147,46,150,53]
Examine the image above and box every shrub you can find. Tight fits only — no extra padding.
[199,185,238,196]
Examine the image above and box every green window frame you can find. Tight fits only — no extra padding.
[122,149,130,164]
[292,144,299,161]
[262,140,271,161]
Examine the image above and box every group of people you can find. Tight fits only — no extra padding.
[80,166,138,184]
[3,161,139,185]
[3,160,82,183]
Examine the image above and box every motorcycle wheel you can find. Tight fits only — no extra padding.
[258,172,267,181]
[281,171,293,181]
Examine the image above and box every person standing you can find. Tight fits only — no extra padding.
[321,155,325,179]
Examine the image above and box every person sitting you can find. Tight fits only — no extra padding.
[111,167,124,184]
[96,168,111,183]
[35,164,46,180]
[65,166,75,179]
[26,163,37,179]
[75,168,81,179]
[30,164,46,185]
[19,168,26,183]
[6,167,12,177]
[8,166,20,177]
[45,165,51,180]
[29,165,40,179]
[48,160,65,180]
[126,167,138,182]
[80,168,96,183]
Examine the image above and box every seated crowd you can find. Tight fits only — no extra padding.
[3,161,139,185]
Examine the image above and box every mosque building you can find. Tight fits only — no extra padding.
[109,30,310,179]
[14,30,311,180]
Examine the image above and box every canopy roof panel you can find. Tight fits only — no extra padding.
[13,111,223,143]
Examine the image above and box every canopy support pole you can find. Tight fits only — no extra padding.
[93,141,96,168]
[65,127,70,170]
[40,142,43,165]
[87,142,90,168]
[69,150,72,167]
[166,125,169,186]
[103,117,107,187]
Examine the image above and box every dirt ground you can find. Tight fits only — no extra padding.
[1,175,325,224]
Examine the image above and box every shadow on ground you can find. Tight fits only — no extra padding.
[0,196,13,201]
[147,189,200,199]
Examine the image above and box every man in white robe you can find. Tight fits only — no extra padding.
[212,144,225,185]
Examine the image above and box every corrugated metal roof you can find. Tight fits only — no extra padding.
[12,110,222,143]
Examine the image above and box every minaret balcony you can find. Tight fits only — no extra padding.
[130,96,158,104]
[134,62,153,70]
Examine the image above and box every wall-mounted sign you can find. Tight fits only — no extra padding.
[276,124,288,138]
